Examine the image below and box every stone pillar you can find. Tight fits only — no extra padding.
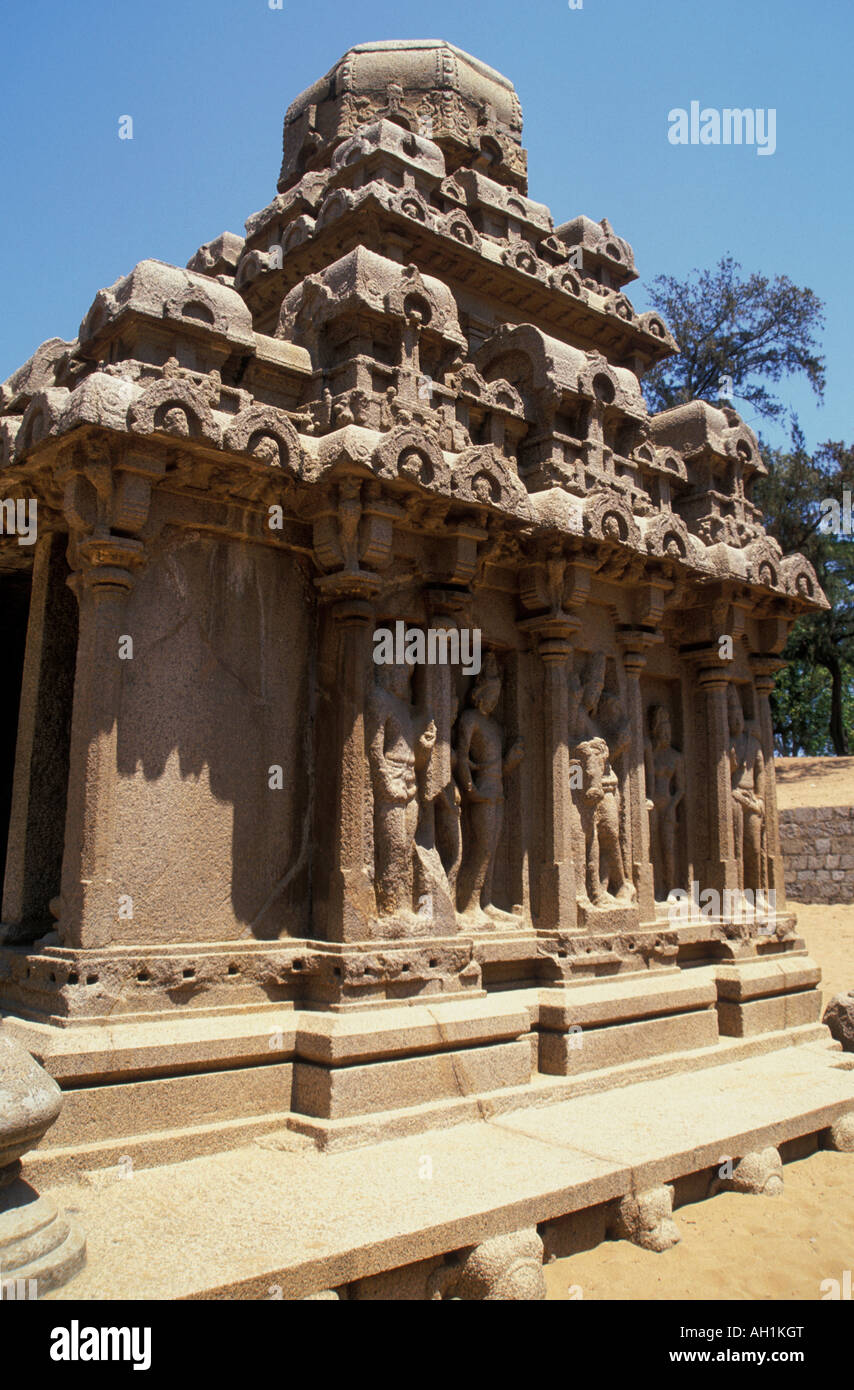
[750,656,786,906]
[58,536,145,949]
[318,594,377,943]
[695,664,739,895]
[526,619,578,931]
[618,633,656,919]
[503,645,534,918]
[678,667,698,891]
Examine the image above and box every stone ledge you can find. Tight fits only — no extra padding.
[42,1042,854,1300]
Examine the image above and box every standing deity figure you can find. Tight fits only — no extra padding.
[367,660,436,917]
[570,653,635,906]
[727,685,766,893]
[644,704,685,901]
[597,677,633,881]
[433,693,463,899]
[456,653,524,920]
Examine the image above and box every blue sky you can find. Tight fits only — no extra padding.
[3,0,851,451]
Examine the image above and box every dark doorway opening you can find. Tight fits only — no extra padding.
[1,535,77,942]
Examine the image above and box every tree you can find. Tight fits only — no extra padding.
[755,429,854,755]
[643,256,825,422]
[771,657,836,755]
[638,252,851,753]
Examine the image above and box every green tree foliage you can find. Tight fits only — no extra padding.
[771,656,854,756]
[755,430,854,754]
[639,255,854,753]
[643,255,825,422]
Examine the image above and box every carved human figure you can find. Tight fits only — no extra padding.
[434,693,463,897]
[367,660,436,916]
[456,653,524,919]
[570,653,634,906]
[728,686,766,893]
[566,665,590,899]
[597,677,633,879]
[644,705,685,901]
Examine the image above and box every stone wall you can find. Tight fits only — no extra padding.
[779,806,854,904]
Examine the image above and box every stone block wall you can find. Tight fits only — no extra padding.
[779,806,854,904]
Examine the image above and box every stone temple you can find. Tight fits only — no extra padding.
[1,40,853,1300]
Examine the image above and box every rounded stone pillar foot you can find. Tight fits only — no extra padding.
[822,1112,854,1152]
[0,1168,86,1296]
[610,1184,680,1252]
[710,1146,783,1196]
[426,1228,546,1300]
[0,1031,86,1297]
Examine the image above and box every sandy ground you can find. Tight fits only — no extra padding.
[545,904,854,1301]
[775,755,854,810]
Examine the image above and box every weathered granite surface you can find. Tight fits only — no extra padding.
[0,38,850,1299]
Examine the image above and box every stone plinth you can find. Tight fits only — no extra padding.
[0,38,849,1298]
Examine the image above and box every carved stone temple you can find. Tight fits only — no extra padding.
[1,40,853,1300]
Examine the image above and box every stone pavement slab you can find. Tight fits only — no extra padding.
[43,1042,854,1300]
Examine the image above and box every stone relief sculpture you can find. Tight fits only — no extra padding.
[456,652,524,921]
[569,653,635,907]
[0,36,843,1305]
[367,660,436,917]
[433,692,463,900]
[644,704,686,901]
[567,665,591,902]
[728,685,767,894]
[597,663,633,884]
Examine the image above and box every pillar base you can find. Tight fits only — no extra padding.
[0,1165,86,1297]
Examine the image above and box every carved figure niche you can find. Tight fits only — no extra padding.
[643,699,686,902]
[568,652,634,907]
[727,684,767,895]
[366,657,436,922]
[454,650,524,924]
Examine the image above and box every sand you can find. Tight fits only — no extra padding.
[775,755,854,810]
[545,902,854,1301]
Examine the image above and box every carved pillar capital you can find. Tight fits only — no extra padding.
[328,594,375,629]
[618,625,663,666]
[696,661,732,690]
[749,654,785,695]
[519,613,578,665]
[70,535,147,595]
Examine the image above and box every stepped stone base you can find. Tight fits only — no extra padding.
[0,1170,86,1298]
[39,1042,854,1300]
[4,942,844,1186]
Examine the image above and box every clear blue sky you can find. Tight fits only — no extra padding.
[3,0,852,451]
